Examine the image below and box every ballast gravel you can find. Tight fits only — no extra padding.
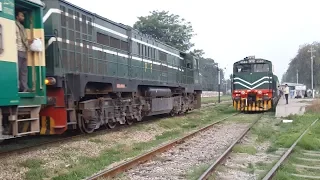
[123,123,250,180]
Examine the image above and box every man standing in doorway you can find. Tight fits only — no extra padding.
[284,84,289,104]
[16,11,32,92]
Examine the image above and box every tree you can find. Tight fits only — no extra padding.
[282,42,320,89]
[133,10,196,51]
[190,49,205,58]
[197,58,226,91]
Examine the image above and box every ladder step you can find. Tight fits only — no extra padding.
[0,135,15,140]
[17,118,39,122]
[17,131,39,136]
[55,106,66,108]
[18,105,41,108]
[54,125,66,129]
[67,122,77,125]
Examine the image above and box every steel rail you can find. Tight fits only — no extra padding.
[197,114,262,180]
[86,113,240,180]
[262,118,319,180]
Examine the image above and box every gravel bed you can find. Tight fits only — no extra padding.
[122,122,250,180]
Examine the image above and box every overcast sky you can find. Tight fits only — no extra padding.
[68,0,320,80]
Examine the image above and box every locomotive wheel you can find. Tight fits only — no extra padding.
[126,117,134,125]
[80,117,95,133]
[107,121,117,129]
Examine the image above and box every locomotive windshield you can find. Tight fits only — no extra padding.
[234,63,270,73]
[253,63,269,72]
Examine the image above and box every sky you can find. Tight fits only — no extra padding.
[68,0,320,80]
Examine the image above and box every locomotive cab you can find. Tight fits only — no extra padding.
[0,0,46,140]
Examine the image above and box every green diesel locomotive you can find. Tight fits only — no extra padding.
[231,56,280,112]
[0,0,202,141]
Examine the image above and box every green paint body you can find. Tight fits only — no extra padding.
[0,0,46,107]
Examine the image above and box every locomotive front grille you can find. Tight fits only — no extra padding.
[233,99,272,112]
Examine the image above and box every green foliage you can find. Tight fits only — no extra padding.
[20,159,47,180]
[133,10,195,51]
[133,10,228,91]
[190,49,205,58]
[186,164,210,180]
[282,42,320,88]
[232,144,257,155]
[198,57,226,91]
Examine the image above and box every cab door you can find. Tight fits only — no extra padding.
[0,0,19,106]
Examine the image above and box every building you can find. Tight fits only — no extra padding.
[281,82,306,98]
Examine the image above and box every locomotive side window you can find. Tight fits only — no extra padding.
[253,63,270,72]
[235,64,251,73]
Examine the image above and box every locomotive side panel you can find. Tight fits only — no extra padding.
[40,0,202,135]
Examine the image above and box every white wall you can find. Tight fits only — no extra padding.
[201,91,224,97]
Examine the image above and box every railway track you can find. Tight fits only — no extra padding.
[85,112,259,180]
[197,114,261,180]
[0,101,227,157]
[198,117,319,180]
[262,118,319,180]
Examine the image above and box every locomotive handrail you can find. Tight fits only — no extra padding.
[0,24,3,55]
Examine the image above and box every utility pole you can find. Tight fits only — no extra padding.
[218,67,221,103]
[225,82,227,94]
[296,69,298,84]
[308,45,316,98]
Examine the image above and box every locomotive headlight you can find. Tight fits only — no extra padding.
[258,91,262,95]
[45,77,56,85]
[241,91,245,95]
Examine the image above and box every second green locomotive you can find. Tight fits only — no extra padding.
[231,56,280,112]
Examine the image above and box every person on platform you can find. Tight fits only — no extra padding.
[284,84,289,104]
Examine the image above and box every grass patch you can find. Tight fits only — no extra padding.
[247,163,255,174]
[20,159,44,169]
[201,95,231,104]
[186,164,210,180]
[305,99,320,113]
[232,144,257,155]
[253,111,319,152]
[266,146,278,153]
[271,101,320,179]
[297,119,320,150]
[251,121,276,142]
[20,159,47,180]
[25,169,47,180]
[89,138,104,143]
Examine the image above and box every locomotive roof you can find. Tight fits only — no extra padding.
[233,58,272,65]
[55,0,184,54]
[26,0,44,6]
